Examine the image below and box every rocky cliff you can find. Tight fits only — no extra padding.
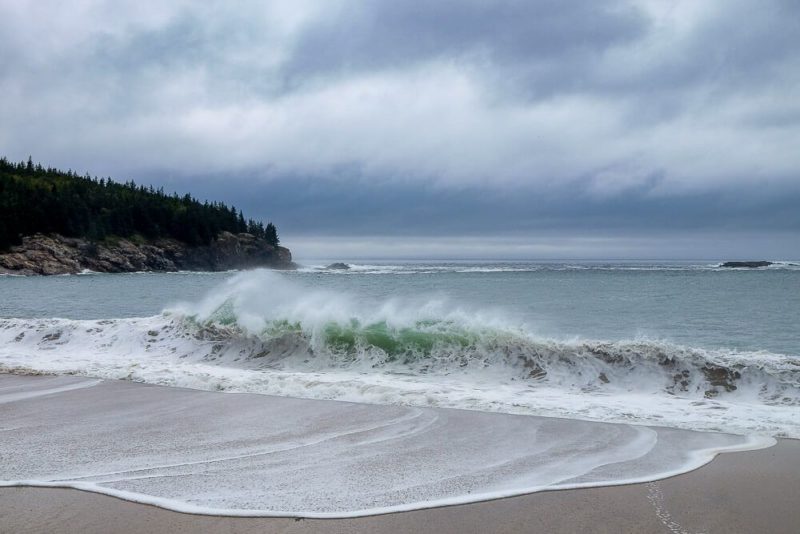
[0,232,294,275]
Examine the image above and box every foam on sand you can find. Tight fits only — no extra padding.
[0,375,774,517]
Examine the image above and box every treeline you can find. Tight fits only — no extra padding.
[0,157,279,251]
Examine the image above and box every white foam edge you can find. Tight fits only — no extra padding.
[0,434,777,519]
[0,378,102,404]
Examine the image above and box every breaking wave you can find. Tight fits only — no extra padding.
[1,270,798,437]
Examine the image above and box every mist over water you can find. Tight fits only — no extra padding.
[1,264,798,437]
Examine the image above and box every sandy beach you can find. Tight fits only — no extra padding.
[1,440,798,533]
[1,373,798,533]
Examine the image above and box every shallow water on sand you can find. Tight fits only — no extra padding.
[0,375,773,517]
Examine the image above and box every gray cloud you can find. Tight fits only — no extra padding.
[139,169,800,238]
[284,1,646,90]
[0,0,798,258]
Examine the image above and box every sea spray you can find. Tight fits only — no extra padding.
[1,270,798,437]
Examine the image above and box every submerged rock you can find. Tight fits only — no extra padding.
[720,261,773,268]
[325,262,351,270]
[0,232,294,275]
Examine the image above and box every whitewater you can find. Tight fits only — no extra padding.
[2,263,799,515]
[1,268,798,437]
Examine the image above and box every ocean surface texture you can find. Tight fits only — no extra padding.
[1,260,798,515]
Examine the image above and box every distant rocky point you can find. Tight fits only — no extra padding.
[719,261,773,268]
[0,232,294,275]
[325,262,351,270]
[1,156,293,276]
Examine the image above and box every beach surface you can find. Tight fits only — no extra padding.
[2,441,798,534]
[1,374,798,533]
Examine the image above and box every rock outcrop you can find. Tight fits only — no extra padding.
[720,261,773,268]
[325,262,351,270]
[0,232,294,275]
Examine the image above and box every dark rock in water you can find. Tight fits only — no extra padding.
[325,262,351,270]
[720,261,773,268]
[702,364,741,398]
[523,358,547,380]
[0,232,294,275]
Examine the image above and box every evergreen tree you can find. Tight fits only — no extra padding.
[265,222,279,246]
[0,156,282,252]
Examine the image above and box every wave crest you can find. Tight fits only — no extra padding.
[1,270,798,436]
[181,313,797,402]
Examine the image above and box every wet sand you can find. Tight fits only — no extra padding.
[1,374,798,533]
[2,440,799,534]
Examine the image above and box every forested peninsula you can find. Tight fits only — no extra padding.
[0,157,293,275]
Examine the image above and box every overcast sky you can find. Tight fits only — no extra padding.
[1,0,798,259]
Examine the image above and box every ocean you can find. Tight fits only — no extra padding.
[2,260,798,438]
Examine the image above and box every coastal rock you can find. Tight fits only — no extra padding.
[181,231,294,271]
[0,233,294,275]
[325,262,351,270]
[720,261,773,268]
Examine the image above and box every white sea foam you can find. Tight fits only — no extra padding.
[0,375,776,517]
[1,270,798,437]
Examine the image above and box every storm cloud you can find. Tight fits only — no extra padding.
[1,0,798,258]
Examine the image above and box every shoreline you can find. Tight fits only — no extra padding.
[1,434,778,521]
[0,433,777,520]
[0,232,294,275]
[2,373,798,531]
[1,440,798,533]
